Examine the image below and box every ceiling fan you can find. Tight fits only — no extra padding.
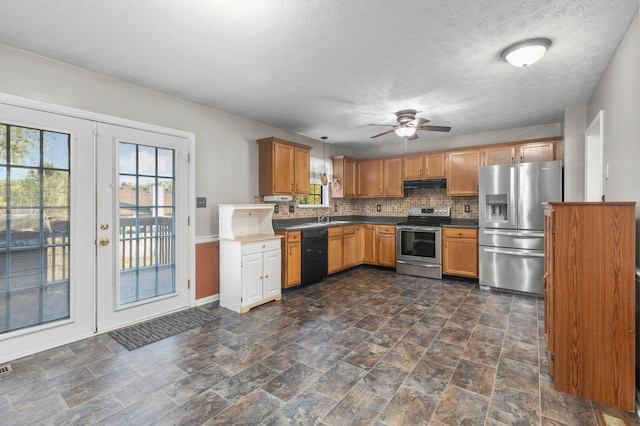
[369,109,451,140]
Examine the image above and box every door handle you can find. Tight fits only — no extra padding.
[99,238,110,246]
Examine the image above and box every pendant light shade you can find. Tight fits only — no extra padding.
[321,136,328,185]
[500,38,551,67]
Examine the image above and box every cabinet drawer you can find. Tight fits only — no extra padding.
[242,239,281,255]
[377,225,396,234]
[286,231,301,243]
[328,227,343,237]
[443,227,478,239]
[341,225,356,234]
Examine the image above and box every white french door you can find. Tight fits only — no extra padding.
[0,103,95,362]
[95,123,189,332]
[1,98,193,363]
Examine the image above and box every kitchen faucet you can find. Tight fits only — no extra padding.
[317,211,331,223]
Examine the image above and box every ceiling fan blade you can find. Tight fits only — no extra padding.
[408,117,430,127]
[368,124,397,127]
[370,128,397,138]
[407,133,419,141]
[417,125,452,132]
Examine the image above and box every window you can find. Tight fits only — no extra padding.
[0,123,71,334]
[298,156,329,207]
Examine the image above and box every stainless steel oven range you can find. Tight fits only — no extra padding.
[396,207,451,279]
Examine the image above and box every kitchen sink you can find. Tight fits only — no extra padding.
[285,220,352,230]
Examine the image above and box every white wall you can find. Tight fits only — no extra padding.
[587,13,640,264]
[0,43,348,237]
[562,105,587,201]
[351,122,562,158]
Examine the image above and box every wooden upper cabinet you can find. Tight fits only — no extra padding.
[517,141,554,163]
[357,159,384,196]
[383,157,403,196]
[484,145,516,165]
[257,137,311,196]
[446,149,482,196]
[331,156,357,198]
[358,157,403,197]
[484,139,559,165]
[403,153,445,179]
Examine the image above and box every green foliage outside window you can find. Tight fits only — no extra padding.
[298,183,323,205]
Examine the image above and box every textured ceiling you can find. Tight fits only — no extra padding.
[0,0,637,148]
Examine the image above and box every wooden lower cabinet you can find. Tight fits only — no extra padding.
[327,225,358,274]
[361,224,395,267]
[276,231,301,288]
[376,225,396,267]
[442,227,478,278]
[544,202,636,411]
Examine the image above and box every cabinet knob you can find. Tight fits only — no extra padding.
[259,275,263,279]
[265,275,269,279]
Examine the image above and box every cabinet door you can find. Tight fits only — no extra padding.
[294,147,310,194]
[262,249,282,299]
[272,142,295,194]
[543,207,555,376]
[446,150,482,196]
[343,232,358,268]
[425,153,445,177]
[517,141,554,163]
[327,235,344,274]
[358,159,384,196]
[355,226,364,264]
[384,157,404,196]
[443,237,478,278]
[484,145,515,165]
[377,232,396,267]
[285,241,301,288]
[343,158,357,197]
[403,154,424,179]
[241,252,263,306]
[363,225,377,264]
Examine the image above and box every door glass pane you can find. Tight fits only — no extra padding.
[118,143,175,306]
[1,123,71,334]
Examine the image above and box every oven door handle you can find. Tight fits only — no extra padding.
[396,260,441,267]
[483,247,544,257]
[482,229,544,238]
[397,226,441,232]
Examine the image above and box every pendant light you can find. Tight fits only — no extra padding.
[321,136,328,185]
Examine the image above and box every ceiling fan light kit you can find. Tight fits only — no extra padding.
[500,38,551,67]
[369,109,451,139]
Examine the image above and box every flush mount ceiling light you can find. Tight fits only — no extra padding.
[395,127,417,137]
[500,38,551,67]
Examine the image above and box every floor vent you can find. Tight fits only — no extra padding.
[0,364,12,376]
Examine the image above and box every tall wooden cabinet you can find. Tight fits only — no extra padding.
[257,137,310,195]
[544,202,636,410]
[446,149,482,196]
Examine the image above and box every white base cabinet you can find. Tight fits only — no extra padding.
[220,238,282,313]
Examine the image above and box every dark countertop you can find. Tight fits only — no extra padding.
[445,218,479,228]
[273,215,403,231]
[273,215,479,231]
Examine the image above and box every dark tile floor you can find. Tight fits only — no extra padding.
[1,267,639,425]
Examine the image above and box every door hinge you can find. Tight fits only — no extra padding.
[551,226,555,235]
[551,352,555,361]
[188,216,191,226]
[188,279,191,289]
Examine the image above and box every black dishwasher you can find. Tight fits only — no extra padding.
[301,227,328,285]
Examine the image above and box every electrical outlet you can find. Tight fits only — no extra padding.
[464,205,470,213]
[334,203,338,212]
[196,197,207,208]
[289,205,294,213]
[376,204,381,212]
[274,204,279,213]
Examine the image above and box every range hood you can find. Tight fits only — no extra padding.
[403,178,447,189]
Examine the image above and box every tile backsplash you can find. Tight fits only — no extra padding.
[260,188,479,220]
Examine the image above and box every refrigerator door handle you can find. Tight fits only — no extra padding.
[483,247,544,257]
[483,230,544,238]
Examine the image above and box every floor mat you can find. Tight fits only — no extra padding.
[109,308,218,350]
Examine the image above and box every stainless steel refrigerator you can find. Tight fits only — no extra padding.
[479,160,562,295]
